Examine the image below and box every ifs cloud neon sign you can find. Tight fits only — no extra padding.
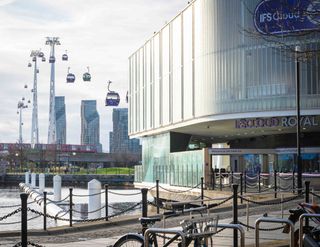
[254,0,320,35]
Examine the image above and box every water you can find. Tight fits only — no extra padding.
[0,186,145,231]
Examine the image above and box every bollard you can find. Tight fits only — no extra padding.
[39,173,45,193]
[141,188,148,217]
[31,173,36,188]
[25,172,30,185]
[156,180,160,214]
[274,170,277,198]
[240,173,243,204]
[246,202,249,231]
[53,175,62,202]
[258,171,261,193]
[105,184,108,221]
[305,181,310,227]
[21,193,28,247]
[281,194,284,218]
[69,188,73,227]
[88,179,102,219]
[201,177,204,205]
[232,184,238,247]
[292,170,295,194]
[43,191,47,230]
[244,171,247,194]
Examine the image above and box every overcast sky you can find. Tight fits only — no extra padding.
[0,0,187,151]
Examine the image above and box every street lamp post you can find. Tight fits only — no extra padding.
[295,46,302,193]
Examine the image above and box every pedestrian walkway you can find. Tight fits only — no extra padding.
[44,212,291,247]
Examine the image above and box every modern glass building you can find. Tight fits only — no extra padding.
[55,96,66,144]
[129,0,320,186]
[109,108,141,154]
[81,100,102,152]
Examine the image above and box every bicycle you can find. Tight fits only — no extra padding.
[283,202,320,247]
[112,205,218,247]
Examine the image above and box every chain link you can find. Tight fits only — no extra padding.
[0,208,22,222]
[108,190,141,196]
[72,190,105,197]
[239,193,303,206]
[310,191,320,199]
[158,184,200,194]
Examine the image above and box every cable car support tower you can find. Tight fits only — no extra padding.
[30,50,42,147]
[45,37,60,144]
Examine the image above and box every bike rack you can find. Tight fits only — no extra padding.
[299,213,320,247]
[207,223,245,247]
[255,217,294,247]
[144,228,186,246]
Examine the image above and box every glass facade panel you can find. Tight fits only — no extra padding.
[182,6,193,120]
[162,25,170,125]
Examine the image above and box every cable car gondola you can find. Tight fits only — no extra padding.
[31,89,34,93]
[83,67,91,81]
[62,50,68,61]
[42,57,46,62]
[105,80,120,106]
[32,56,36,62]
[28,63,32,67]
[66,67,75,83]
[37,69,39,73]
[24,85,28,89]
[49,56,55,63]
[126,91,128,103]
[28,100,31,103]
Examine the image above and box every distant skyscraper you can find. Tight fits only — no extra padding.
[81,100,102,152]
[55,96,66,144]
[109,108,141,154]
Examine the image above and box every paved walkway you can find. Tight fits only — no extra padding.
[42,213,291,247]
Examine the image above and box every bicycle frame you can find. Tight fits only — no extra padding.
[299,213,320,247]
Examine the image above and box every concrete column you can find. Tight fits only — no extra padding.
[31,173,36,188]
[53,175,62,202]
[25,172,30,185]
[88,179,101,219]
[39,173,45,193]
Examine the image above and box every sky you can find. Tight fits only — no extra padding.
[0,0,187,152]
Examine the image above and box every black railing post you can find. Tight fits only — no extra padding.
[231,171,234,187]
[232,184,238,247]
[305,181,310,227]
[240,173,243,204]
[43,191,47,230]
[258,171,261,193]
[244,171,247,193]
[21,193,28,247]
[156,179,160,214]
[274,170,277,198]
[141,188,148,217]
[69,187,73,227]
[292,170,295,194]
[201,177,204,205]
[105,184,108,221]
[212,170,215,190]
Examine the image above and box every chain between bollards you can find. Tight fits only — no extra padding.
[21,193,28,247]
[43,191,47,231]
[258,171,261,193]
[105,184,108,221]
[69,188,73,227]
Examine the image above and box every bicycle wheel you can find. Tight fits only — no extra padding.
[113,233,144,247]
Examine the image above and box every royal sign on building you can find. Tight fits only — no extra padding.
[254,0,320,35]
[235,116,319,129]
